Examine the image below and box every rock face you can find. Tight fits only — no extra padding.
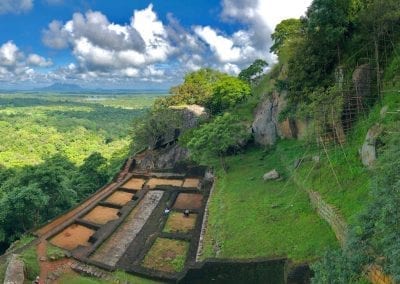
[4,254,25,284]
[252,93,280,146]
[353,64,371,98]
[263,169,280,181]
[136,104,206,170]
[170,104,208,130]
[252,91,302,146]
[360,124,382,168]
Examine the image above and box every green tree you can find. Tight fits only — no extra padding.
[270,19,303,57]
[159,68,225,107]
[207,75,251,114]
[182,113,249,172]
[73,152,109,199]
[132,108,183,151]
[238,59,268,85]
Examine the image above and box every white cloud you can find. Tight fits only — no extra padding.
[0,0,33,14]
[194,26,241,62]
[0,41,52,83]
[42,5,173,82]
[35,0,312,87]
[27,54,53,67]
[258,0,313,29]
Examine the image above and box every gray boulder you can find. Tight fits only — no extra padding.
[263,169,280,181]
[360,124,382,168]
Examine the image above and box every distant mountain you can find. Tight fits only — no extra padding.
[36,83,84,92]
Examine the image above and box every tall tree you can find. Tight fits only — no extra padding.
[238,59,268,85]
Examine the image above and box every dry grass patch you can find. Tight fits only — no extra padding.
[173,193,203,210]
[164,212,197,233]
[142,238,188,273]
[105,191,134,206]
[50,224,94,250]
[146,178,183,189]
[182,178,200,188]
[122,178,146,190]
[82,206,120,225]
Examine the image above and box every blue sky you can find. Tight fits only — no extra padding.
[0,0,312,89]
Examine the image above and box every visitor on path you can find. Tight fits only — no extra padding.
[164,207,170,215]
[183,209,190,217]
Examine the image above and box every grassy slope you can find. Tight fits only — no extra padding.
[203,145,338,262]
[203,62,400,263]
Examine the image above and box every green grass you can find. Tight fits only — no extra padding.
[46,243,65,261]
[202,146,338,263]
[6,234,36,252]
[21,246,40,281]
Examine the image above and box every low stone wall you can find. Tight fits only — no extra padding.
[307,190,348,246]
[4,254,24,284]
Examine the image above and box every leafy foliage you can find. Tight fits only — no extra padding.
[182,113,249,171]
[238,59,268,85]
[158,68,251,114]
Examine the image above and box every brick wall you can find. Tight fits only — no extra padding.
[307,190,348,246]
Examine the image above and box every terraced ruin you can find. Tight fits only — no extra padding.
[34,156,212,282]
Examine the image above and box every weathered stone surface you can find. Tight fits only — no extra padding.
[380,105,389,118]
[156,144,189,169]
[263,169,280,181]
[360,124,382,168]
[353,64,371,98]
[170,104,208,130]
[252,93,279,145]
[136,144,189,170]
[4,254,25,284]
[91,191,164,266]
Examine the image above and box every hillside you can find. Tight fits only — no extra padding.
[1,1,399,283]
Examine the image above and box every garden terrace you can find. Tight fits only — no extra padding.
[35,160,212,282]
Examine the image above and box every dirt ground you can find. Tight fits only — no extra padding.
[142,238,189,273]
[173,193,203,210]
[121,178,146,190]
[105,191,134,206]
[182,178,200,188]
[146,178,183,189]
[164,212,197,233]
[82,206,120,225]
[50,224,94,250]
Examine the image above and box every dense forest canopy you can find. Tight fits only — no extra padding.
[0,93,160,252]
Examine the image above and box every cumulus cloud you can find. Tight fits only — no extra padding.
[0,41,52,82]
[0,0,33,14]
[42,4,173,82]
[37,0,311,86]
[27,54,53,67]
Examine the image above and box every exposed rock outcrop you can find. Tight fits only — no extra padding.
[252,93,280,146]
[360,124,382,168]
[252,91,306,146]
[352,64,372,98]
[170,104,208,130]
[136,104,206,170]
[4,254,25,284]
